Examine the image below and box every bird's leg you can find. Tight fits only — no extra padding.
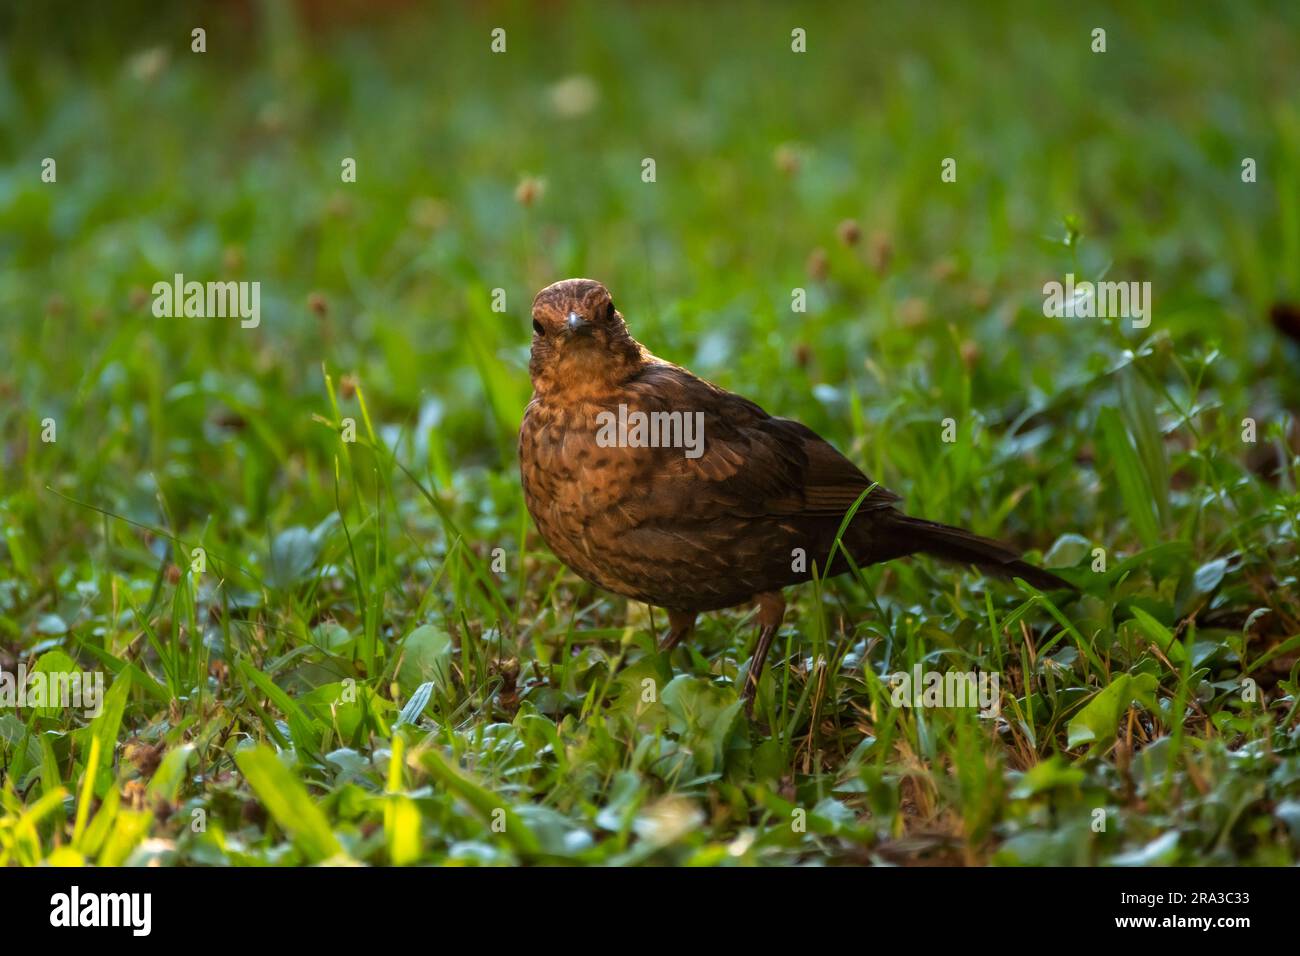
[742,591,786,717]
[659,608,697,652]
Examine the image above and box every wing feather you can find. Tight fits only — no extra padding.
[622,361,901,521]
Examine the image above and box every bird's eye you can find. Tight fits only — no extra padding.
[606,301,616,320]
[532,319,545,336]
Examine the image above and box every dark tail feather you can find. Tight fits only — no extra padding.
[885,514,1075,591]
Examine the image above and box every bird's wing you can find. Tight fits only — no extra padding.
[622,362,901,519]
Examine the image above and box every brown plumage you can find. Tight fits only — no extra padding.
[518,278,1072,715]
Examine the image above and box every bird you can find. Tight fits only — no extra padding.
[518,278,1072,716]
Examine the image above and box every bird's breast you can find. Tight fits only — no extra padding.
[518,395,819,611]
[519,400,656,585]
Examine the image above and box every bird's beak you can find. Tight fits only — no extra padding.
[565,311,595,337]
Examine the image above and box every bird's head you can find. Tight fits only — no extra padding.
[528,278,644,398]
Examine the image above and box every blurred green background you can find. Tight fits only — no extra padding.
[1,1,1298,866]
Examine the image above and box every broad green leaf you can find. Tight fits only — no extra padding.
[235,745,344,863]
[146,744,196,802]
[1067,673,1160,748]
[264,526,321,588]
[2,786,67,866]
[1192,557,1228,594]
[28,650,79,718]
[397,625,453,695]
[0,714,41,768]
[661,675,743,775]
[1043,532,1092,568]
[1009,755,1086,798]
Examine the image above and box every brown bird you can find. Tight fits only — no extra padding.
[519,278,1071,715]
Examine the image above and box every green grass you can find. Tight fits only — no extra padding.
[2,0,1299,866]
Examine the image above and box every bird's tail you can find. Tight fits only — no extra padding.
[881,514,1074,591]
